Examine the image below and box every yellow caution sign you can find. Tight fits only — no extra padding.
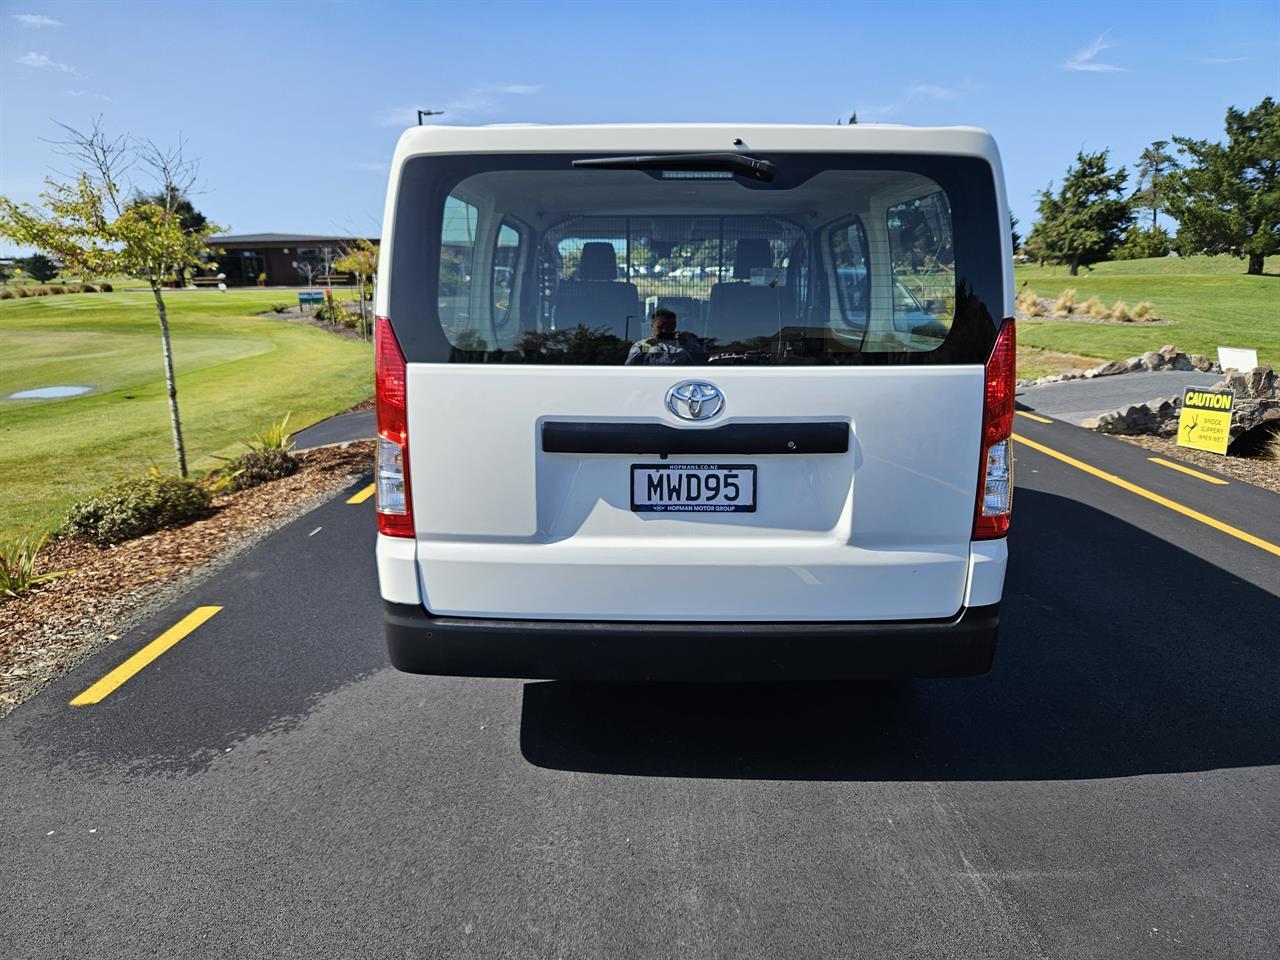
[1178,387,1234,455]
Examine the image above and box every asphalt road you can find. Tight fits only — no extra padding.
[2,415,1278,959]
[294,409,375,449]
[1018,370,1224,424]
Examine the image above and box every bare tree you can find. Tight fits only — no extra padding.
[293,257,321,311]
[336,239,378,339]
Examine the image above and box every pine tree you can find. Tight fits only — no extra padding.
[1167,96,1279,275]
[1028,151,1132,275]
[1131,140,1179,231]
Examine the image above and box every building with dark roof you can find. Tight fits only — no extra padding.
[206,233,377,286]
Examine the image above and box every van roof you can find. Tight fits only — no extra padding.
[393,123,1003,167]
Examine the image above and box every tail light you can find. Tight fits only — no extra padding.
[375,316,414,537]
[974,320,1015,539]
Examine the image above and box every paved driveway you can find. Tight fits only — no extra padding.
[1018,370,1224,424]
[2,415,1278,959]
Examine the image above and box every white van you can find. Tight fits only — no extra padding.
[374,124,1014,680]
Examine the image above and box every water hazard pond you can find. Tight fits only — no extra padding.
[7,385,93,400]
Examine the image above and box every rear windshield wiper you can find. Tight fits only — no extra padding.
[572,153,776,183]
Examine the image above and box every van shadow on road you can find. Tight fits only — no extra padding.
[519,488,1280,781]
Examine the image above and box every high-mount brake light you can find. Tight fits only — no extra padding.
[974,320,1015,539]
[375,315,414,538]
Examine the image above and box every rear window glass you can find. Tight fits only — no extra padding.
[439,196,478,345]
[492,222,520,331]
[391,153,1001,365]
[886,191,955,345]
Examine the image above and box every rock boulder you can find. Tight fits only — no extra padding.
[1084,359,1129,378]
[1083,366,1279,443]
[1139,351,1165,371]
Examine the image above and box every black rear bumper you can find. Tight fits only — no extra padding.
[383,602,999,681]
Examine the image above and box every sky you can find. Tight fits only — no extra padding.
[1,0,1277,248]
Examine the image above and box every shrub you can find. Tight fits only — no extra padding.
[0,289,13,300]
[0,533,71,600]
[1131,301,1154,321]
[1052,289,1077,314]
[1114,225,1172,260]
[1268,429,1280,463]
[1015,289,1045,317]
[48,284,66,295]
[216,414,299,490]
[270,302,290,313]
[98,281,113,292]
[64,474,213,545]
[246,413,294,452]
[15,286,34,298]
[224,448,299,490]
[313,300,357,327]
[1108,301,1131,322]
[1081,295,1105,317]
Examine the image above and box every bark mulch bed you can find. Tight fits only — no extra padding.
[263,301,372,341]
[1115,434,1280,495]
[0,441,374,718]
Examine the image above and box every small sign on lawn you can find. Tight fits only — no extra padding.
[1178,387,1234,455]
[1217,346,1258,371]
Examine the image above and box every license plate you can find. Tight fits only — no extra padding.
[631,463,756,513]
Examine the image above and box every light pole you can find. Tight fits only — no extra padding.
[417,110,444,125]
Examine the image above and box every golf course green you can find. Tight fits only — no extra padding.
[1,288,371,538]
[1015,255,1279,370]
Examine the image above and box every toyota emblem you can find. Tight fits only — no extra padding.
[666,381,725,421]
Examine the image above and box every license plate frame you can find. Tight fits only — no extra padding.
[630,463,757,514]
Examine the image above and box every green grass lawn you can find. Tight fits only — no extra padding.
[0,288,371,539]
[1015,255,1280,370]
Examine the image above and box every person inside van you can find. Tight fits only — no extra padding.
[625,308,707,365]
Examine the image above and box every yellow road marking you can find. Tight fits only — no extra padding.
[1147,457,1230,486]
[1015,411,1053,424]
[1013,434,1280,558]
[69,607,222,707]
[346,483,375,505]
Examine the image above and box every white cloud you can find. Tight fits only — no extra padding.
[905,84,959,101]
[67,89,111,101]
[16,51,76,73]
[375,83,542,126]
[863,83,965,118]
[1198,56,1251,64]
[12,13,61,27]
[1063,35,1126,72]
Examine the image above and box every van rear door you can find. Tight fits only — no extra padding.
[380,144,1010,623]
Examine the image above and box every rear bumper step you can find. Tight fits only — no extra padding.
[383,602,998,680]
[541,421,849,455]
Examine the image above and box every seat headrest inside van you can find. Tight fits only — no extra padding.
[733,239,774,280]
[578,242,618,281]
